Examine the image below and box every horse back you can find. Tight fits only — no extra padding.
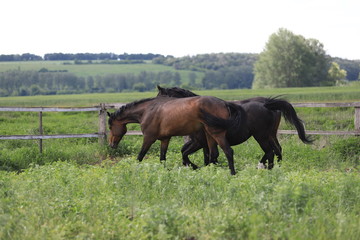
[140,97,203,137]
[241,101,278,137]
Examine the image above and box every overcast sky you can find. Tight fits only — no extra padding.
[1,0,359,60]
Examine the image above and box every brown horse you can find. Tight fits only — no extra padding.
[107,96,245,175]
[157,85,312,169]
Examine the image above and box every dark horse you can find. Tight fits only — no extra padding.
[157,86,312,169]
[107,96,245,175]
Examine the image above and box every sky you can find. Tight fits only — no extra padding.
[1,0,360,60]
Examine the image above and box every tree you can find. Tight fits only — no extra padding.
[133,82,146,92]
[253,28,331,88]
[332,57,360,81]
[0,88,9,97]
[173,72,181,85]
[328,62,347,85]
[30,84,42,95]
[188,72,197,86]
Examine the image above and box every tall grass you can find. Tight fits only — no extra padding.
[1,152,359,239]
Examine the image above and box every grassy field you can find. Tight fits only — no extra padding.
[0,87,360,239]
[0,61,173,77]
[0,61,204,85]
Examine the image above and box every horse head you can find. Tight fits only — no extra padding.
[107,112,127,148]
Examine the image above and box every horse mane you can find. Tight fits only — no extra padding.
[116,98,155,116]
[108,97,155,125]
[157,85,198,98]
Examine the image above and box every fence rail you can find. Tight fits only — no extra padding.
[0,107,101,112]
[0,101,359,152]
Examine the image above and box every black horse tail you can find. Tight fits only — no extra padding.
[264,97,313,144]
[200,102,245,132]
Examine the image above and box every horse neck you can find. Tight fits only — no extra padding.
[119,101,151,123]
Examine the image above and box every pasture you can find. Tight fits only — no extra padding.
[0,87,360,239]
[0,61,204,85]
[0,61,174,77]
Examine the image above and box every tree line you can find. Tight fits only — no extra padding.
[0,53,43,62]
[153,49,359,89]
[0,53,165,62]
[153,53,257,89]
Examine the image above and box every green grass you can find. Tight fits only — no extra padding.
[1,143,359,239]
[0,92,156,107]
[0,87,360,239]
[0,61,172,77]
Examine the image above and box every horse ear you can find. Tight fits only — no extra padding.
[107,112,111,117]
[157,85,163,91]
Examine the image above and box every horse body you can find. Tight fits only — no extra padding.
[108,96,244,175]
[157,85,312,169]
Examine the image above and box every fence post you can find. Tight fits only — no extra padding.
[39,111,43,153]
[98,103,107,145]
[355,107,360,131]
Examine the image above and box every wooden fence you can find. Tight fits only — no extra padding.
[0,102,359,153]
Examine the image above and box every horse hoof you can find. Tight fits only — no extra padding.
[257,163,266,169]
[192,166,199,170]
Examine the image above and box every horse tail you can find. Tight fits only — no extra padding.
[264,97,313,144]
[200,102,245,131]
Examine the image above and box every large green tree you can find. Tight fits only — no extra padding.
[253,28,331,88]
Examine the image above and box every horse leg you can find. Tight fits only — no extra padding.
[258,154,268,169]
[271,113,282,164]
[217,139,235,175]
[206,131,235,175]
[272,137,282,163]
[137,136,156,162]
[265,152,275,169]
[202,147,210,165]
[190,130,212,166]
[160,138,171,162]
[204,134,219,166]
[255,137,275,170]
[259,150,275,169]
[201,145,219,165]
[209,146,219,165]
[181,140,201,169]
[263,140,279,169]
